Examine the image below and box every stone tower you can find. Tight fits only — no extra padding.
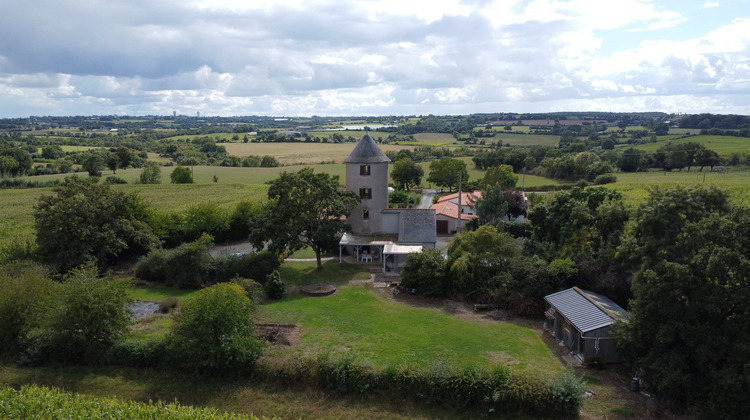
[344,133,391,234]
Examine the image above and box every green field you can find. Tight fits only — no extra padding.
[258,284,560,372]
[494,133,560,147]
[631,135,750,155]
[222,142,412,164]
[610,168,750,207]
[411,132,457,145]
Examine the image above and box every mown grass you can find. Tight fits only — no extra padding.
[278,260,371,287]
[257,284,560,373]
[128,285,201,303]
[288,246,336,259]
[0,364,465,420]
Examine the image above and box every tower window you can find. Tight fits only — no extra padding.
[360,165,371,175]
[359,188,372,199]
[363,209,370,219]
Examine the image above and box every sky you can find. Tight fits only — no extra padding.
[0,0,748,117]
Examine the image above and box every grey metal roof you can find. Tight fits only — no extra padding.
[544,287,629,333]
[398,209,437,244]
[343,133,391,163]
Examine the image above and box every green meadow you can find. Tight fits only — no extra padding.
[630,134,750,156]
[610,167,750,207]
[494,133,560,147]
[257,284,560,373]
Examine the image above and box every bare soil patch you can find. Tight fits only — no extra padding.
[256,323,301,347]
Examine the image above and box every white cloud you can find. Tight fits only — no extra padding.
[0,0,747,116]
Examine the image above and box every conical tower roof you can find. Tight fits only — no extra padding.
[343,133,391,163]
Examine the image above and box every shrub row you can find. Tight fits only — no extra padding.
[135,234,280,289]
[252,354,585,417]
[0,384,259,419]
[0,178,61,189]
[147,201,263,248]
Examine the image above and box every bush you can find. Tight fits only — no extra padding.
[138,161,161,184]
[135,234,214,289]
[593,173,617,185]
[170,166,193,184]
[158,296,179,313]
[210,251,281,285]
[400,249,448,296]
[29,263,133,363]
[183,202,230,242]
[253,354,584,417]
[263,270,285,300]
[231,277,264,301]
[0,262,56,353]
[103,176,127,184]
[0,384,260,419]
[170,283,263,373]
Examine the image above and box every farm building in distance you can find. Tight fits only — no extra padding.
[544,287,629,364]
[339,133,436,273]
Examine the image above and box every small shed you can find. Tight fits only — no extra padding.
[544,287,629,364]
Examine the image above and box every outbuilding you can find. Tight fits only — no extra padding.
[544,287,629,364]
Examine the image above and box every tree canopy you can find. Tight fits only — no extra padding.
[170,166,193,183]
[481,164,517,190]
[427,158,469,192]
[614,186,750,416]
[249,167,359,270]
[390,157,424,191]
[34,175,159,273]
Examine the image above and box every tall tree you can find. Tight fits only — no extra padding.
[116,146,134,169]
[481,164,517,190]
[390,157,424,191]
[615,206,750,417]
[34,175,159,273]
[249,168,359,270]
[427,157,469,192]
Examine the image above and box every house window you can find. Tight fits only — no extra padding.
[363,209,370,219]
[359,188,372,199]
[360,165,371,176]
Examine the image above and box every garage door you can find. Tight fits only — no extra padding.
[436,220,448,234]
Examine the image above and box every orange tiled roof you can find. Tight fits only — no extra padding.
[435,190,482,205]
[430,200,477,221]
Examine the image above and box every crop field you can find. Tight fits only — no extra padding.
[222,142,411,164]
[411,132,457,145]
[609,168,750,207]
[631,135,750,155]
[258,284,560,372]
[494,133,560,147]
[0,175,270,249]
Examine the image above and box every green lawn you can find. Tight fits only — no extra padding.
[128,284,201,303]
[258,284,560,373]
[279,260,371,287]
